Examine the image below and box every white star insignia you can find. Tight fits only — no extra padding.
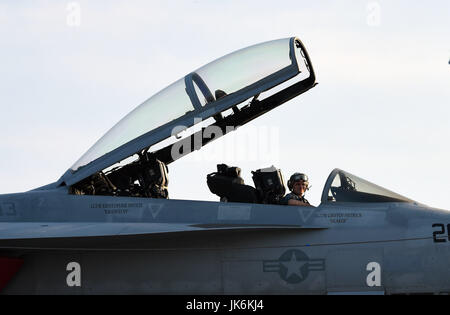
[281,251,308,280]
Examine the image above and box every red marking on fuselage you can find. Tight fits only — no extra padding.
[0,257,24,292]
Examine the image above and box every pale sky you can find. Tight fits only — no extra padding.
[0,1,449,209]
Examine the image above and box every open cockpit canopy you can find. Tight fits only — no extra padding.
[58,37,316,187]
[321,169,415,204]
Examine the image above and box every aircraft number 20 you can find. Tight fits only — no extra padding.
[432,224,450,243]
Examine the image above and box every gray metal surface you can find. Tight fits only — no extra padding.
[1,189,450,294]
[1,36,449,295]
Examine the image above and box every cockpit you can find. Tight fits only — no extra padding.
[59,37,316,199]
[205,165,415,205]
[57,36,414,206]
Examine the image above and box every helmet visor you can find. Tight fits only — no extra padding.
[292,173,308,183]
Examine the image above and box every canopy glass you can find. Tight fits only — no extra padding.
[322,169,414,203]
[71,38,295,171]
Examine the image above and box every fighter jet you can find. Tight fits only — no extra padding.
[1,36,450,295]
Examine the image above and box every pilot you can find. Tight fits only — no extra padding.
[281,173,312,206]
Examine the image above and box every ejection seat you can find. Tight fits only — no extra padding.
[207,164,286,204]
[207,164,259,203]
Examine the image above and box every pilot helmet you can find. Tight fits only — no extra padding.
[288,173,309,191]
